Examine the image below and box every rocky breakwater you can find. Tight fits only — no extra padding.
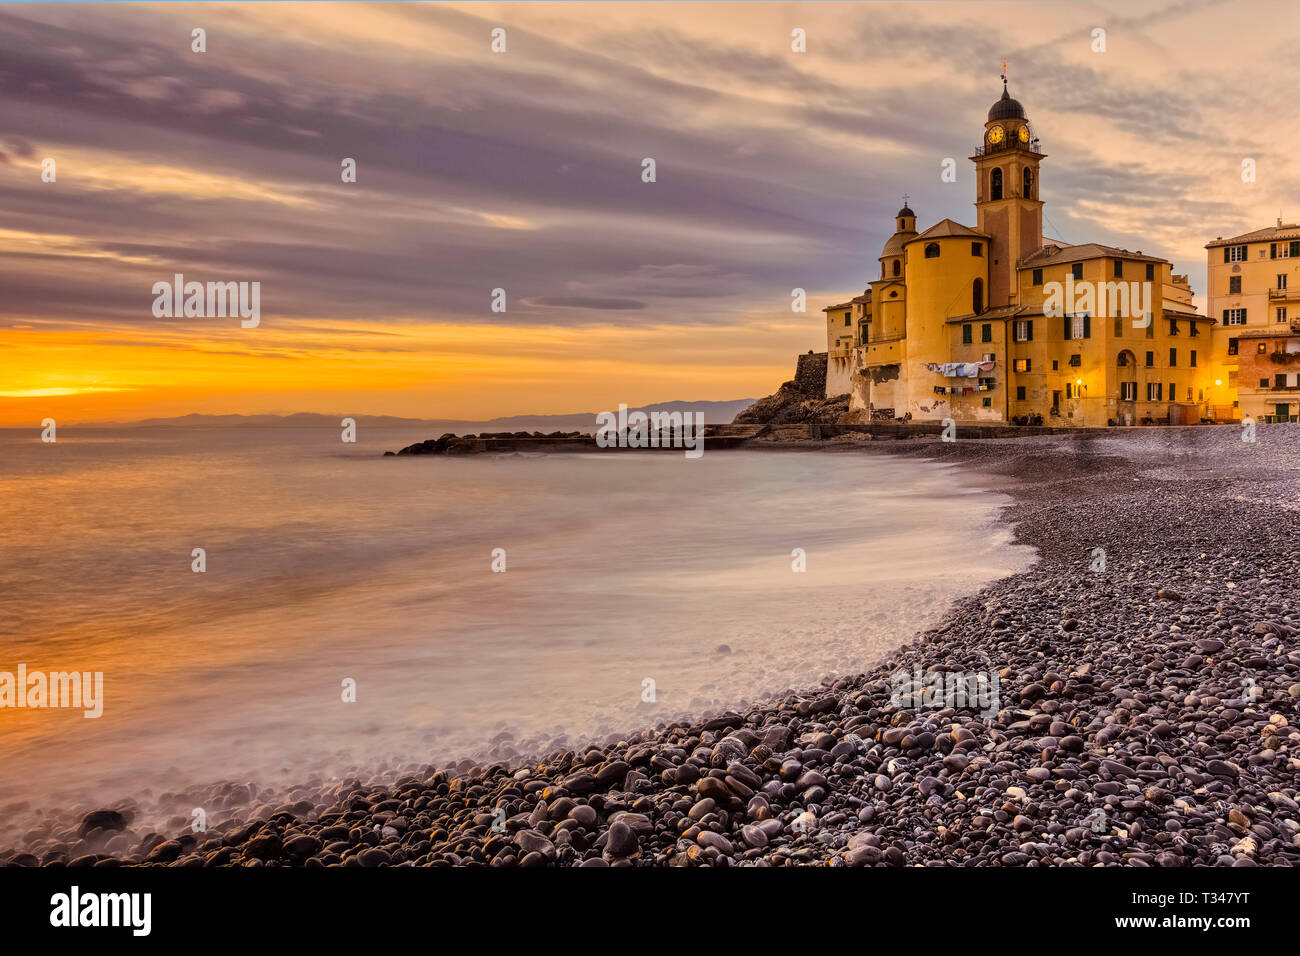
[387,430,593,455]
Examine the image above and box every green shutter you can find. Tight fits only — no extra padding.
[1026,319,1033,341]
[1083,314,1091,338]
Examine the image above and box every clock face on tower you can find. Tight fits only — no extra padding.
[987,125,1005,145]
[1018,126,1030,143]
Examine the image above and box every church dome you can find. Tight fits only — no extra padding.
[896,204,914,218]
[988,86,1025,122]
[881,232,909,258]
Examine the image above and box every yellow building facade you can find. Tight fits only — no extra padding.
[823,81,1213,427]
[1205,223,1300,423]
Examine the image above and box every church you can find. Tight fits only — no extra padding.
[821,79,1210,427]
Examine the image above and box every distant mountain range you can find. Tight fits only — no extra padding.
[87,399,757,433]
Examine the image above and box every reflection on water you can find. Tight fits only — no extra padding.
[0,427,1035,819]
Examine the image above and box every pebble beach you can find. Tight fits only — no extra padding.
[5,426,1299,867]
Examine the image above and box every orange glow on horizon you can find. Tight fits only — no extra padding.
[0,318,812,425]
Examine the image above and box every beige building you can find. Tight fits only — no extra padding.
[1205,222,1300,422]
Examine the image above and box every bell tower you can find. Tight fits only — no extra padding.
[971,69,1044,308]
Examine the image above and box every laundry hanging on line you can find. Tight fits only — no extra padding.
[925,361,997,377]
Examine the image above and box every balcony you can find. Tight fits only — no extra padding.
[863,332,907,346]
[972,138,1042,157]
[1268,288,1295,300]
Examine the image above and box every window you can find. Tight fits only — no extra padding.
[1278,374,1288,388]
[1224,308,1247,325]
[973,279,985,315]
[1145,351,1154,367]
[971,242,983,257]
[1023,168,1033,199]
[1191,350,1197,367]
[1261,378,1270,388]
[1169,382,1176,400]
[1013,358,1031,372]
[1279,307,1288,324]
[1117,352,1128,367]
[1169,318,1179,335]
[1272,243,1291,259]
[844,314,851,326]
[1229,276,1242,294]
[1226,244,1247,262]
[892,260,900,277]
[1293,241,1300,258]
[1229,370,1238,386]
[1066,313,1090,339]
[1147,382,1162,401]
[1145,317,1154,339]
[1032,268,1043,286]
[924,242,941,259]
[1068,353,1081,367]
[1120,382,1137,401]
[1016,386,1026,400]
[981,323,992,342]
[982,397,992,408]
[1113,316,1122,338]
[1052,360,1059,370]
[1014,320,1033,342]
[1066,382,1073,399]
[991,167,1003,201]
[1113,259,1123,278]
[1169,348,1177,367]
[1228,338,1238,355]
[978,377,995,389]
[1071,263,1083,280]
[962,324,972,344]
[1190,321,1199,337]
[1259,342,1268,353]
[1280,275,1289,290]
[1146,263,1155,281]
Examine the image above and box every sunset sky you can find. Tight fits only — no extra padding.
[1,0,1295,425]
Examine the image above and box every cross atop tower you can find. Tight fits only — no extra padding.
[1001,58,1008,89]
[902,193,910,207]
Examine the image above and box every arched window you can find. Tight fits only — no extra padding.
[892,259,901,276]
[924,242,940,259]
[1023,167,1033,200]
[991,167,1003,201]
[972,278,984,315]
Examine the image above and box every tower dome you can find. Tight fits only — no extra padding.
[988,84,1025,122]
